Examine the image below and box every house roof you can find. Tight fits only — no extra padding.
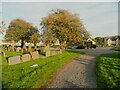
[87,38,96,44]
[105,35,120,41]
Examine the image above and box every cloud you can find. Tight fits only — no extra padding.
[1,2,118,39]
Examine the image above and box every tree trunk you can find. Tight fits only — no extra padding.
[21,40,24,48]
[11,40,15,52]
[60,41,66,50]
[34,42,37,50]
[21,40,27,53]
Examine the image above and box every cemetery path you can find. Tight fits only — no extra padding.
[47,48,118,88]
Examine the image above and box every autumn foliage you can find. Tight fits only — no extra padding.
[41,9,89,49]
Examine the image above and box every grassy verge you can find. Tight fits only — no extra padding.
[111,46,120,51]
[2,50,84,88]
[96,53,120,88]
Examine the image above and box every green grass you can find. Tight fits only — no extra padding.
[96,53,120,88]
[2,50,84,88]
[111,46,120,51]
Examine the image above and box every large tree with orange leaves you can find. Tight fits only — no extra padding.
[40,9,89,49]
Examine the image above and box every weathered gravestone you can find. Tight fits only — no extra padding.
[50,49,61,56]
[1,52,5,57]
[16,47,21,52]
[50,50,56,56]
[7,46,11,51]
[45,49,61,57]
[0,46,2,51]
[30,51,39,60]
[45,50,50,57]
[21,54,31,62]
[8,56,21,65]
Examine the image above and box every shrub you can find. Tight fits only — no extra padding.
[76,45,85,49]
[112,46,120,51]
[93,45,97,48]
[96,53,120,88]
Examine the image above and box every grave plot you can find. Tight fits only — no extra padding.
[8,56,21,65]
[30,51,39,60]
[21,54,31,62]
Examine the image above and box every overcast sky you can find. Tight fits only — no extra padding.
[0,1,119,40]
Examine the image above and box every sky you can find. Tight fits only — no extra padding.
[0,1,119,40]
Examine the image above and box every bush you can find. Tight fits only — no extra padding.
[92,45,97,48]
[76,45,85,49]
[96,53,120,88]
[112,46,120,51]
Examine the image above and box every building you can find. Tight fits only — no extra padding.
[83,38,96,48]
[104,36,120,46]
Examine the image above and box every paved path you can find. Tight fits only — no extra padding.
[48,48,118,88]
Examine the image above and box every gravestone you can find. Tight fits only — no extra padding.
[8,56,21,65]
[60,49,62,54]
[8,46,11,51]
[45,50,50,57]
[0,52,5,57]
[0,46,2,51]
[1,52,5,57]
[16,47,21,52]
[21,54,31,62]
[30,51,39,60]
[50,49,61,56]
[50,50,56,56]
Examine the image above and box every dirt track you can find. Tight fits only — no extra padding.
[48,48,118,88]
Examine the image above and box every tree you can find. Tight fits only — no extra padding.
[30,33,40,47]
[41,29,58,46]
[40,9,89,49]
[5,19,39,48]
[0,21,6,34]
[95,37,104,46]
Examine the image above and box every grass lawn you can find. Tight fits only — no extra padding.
[2,50,84,88]
[111,46,120,51]
[96,53,120,88]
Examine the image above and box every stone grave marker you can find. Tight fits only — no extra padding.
[30,51,39,60]
[16,47,21,52]
[21,54,31,62]
[50,50,55,56]
[50,49,61,56]
[45,50,50,57]
[8,56,21,65]
[1,52,5,57]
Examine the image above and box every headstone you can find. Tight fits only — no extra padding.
[21,54,31,62]
[28,44,32,52]
[8,56,21,65]
[0,46,2,51]
[30,51,39,60]
[50,49,61,56]
[8,46,11,51]
[59,49,62,54]
[45,49,61,57]
[16,47,21,52]
[1,52,5,57]
[45,50,50,57]
[50,50,56,56]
